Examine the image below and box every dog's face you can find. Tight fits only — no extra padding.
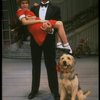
[59,54,75,73]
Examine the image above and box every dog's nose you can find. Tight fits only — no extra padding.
[63,61,67,66]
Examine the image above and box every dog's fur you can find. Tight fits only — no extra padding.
[57,54,91,100]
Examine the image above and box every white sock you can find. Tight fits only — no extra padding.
[63,43,72,53]
[57,42,63,48]
[63,43,69,47]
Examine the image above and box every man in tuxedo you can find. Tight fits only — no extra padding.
[28,0,61,100]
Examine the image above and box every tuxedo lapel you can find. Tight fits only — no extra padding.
[33,6,40,17]
[45,4,53,19]
[33,3,57,19]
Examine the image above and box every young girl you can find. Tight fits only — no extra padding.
[16,0,72,53]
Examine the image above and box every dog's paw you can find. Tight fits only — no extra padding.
[83,90,91,96]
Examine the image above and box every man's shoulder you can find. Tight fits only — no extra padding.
[30,6,36,10]
[30,4,39,11]
[49,3,60,9]
[49,3,60,12]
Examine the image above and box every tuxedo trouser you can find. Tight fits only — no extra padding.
[30,34,60,97]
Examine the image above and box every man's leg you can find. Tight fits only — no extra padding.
[28,38,42,99]
[43,35,60,100]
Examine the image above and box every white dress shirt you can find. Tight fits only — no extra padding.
[39,6,48,20]
[39,1,49,20]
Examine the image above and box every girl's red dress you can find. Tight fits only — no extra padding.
[16,9,56,46]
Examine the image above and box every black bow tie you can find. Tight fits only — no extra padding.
[40,3,49,7]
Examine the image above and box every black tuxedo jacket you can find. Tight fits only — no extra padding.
[31,3,61,21]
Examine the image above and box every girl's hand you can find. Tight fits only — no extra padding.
[40,20,47,23]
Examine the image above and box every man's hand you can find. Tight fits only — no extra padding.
[41,21,52,33]
[33,3,39,7]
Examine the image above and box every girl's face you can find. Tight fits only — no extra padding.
[20,0,29,10]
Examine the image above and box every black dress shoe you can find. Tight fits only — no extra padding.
[28,92,37,99]
[57,48,70,54]
[54,97,60,100]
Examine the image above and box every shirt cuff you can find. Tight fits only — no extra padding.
[48,28,54,34]
[19,14,25,20]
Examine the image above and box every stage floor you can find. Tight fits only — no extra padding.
[2,56,99,100]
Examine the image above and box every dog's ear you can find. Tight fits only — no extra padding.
[70,54,76,65]
[58,53,64,59]
[72,56,76,66]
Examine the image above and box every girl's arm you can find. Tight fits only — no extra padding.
[25,15,36,20]
[20,17,45,25]
[17,9,45,25]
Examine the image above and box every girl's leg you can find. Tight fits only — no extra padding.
[54,21,68,43]
[54,21,72,53]
[56,34,64,49]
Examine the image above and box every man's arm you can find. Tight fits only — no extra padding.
[54,6,61,21]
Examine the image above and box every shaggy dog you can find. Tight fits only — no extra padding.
[57,54,91,100]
